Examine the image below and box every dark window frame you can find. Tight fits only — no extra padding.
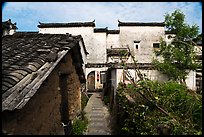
[153,43,160,48]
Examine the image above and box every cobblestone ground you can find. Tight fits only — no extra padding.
[84,92,112,135]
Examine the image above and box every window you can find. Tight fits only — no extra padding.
[100,71,106,84]
[153,43,160,48]
[134,41,140,51]
[135,44,138,49]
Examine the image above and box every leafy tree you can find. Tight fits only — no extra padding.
[153,9,201,85]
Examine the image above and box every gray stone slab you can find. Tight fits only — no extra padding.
[87,129,107,135]
[84,93,112,135]
[89,122,105,129]
[89,117,104,122]
[92,107,103,110]
[90,113,104,117]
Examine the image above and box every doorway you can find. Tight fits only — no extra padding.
[87,71,95,91]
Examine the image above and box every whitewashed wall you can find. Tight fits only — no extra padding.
[111,68,196,101]
[93,32,107,63]
[86,67,108,89]
[38,24,196,91]
[165,34,176,45]
[119,26,165,63]
[9,29,16,35]
[111,68,196,106]
[79,40,87,75]
[107,34,120,49]
[39,27,94,63]
[185,70,196,90]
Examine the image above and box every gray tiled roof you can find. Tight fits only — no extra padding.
[107,30,120,34]
[118,20,165,27]
[2,32,85,111]
[38,21,95,28]
[94,27,108,33]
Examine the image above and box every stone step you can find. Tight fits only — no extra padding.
[84,92,112,135]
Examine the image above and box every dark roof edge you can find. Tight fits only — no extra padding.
[118,20,165,27]
[165,31,177,34]
[38,21,96,28]
[15,31,39,33]
[94,27,108,33]
[107,30,120,34]
[79,36,89,55]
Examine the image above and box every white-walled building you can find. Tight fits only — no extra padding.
[37,20,197,92]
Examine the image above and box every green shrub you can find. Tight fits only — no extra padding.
[72,112,88,135]
[116,81,202,135]
[81,92,89,110]
[103,95,110,106]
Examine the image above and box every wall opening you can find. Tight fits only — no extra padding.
[59,73,72,135]
[87,71,95,91]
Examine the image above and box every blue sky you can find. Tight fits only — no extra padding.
[2,2,202,33]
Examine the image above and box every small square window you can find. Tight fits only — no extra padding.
[153,43,160,48]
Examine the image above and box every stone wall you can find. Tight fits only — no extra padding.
[2,53,82,135]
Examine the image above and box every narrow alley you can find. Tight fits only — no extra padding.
[84,92,112,135]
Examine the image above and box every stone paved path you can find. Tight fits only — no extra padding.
[84,92,111,135]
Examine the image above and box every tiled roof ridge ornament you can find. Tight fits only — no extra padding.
[92,19,95,23]
[8,19,11,23]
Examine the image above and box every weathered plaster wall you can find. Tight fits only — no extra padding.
[38,24,196,91]
[79,40,87,75]
[86,67,108,89]
[93,32,107,63]
[39,27,94,64]
[111,68,196,93]
[119,26,165,63]
[2,53,82,135]
[185,70,196,90]
[107,33,120,49]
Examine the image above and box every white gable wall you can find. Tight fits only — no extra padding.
[93,32,107,63]
[39,27,94,63]
[107,34,120,49]
[119,26,165,63]
[38,23,196,90]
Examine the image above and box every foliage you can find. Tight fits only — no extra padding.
[116,81,202,135]
[103,95,110,106]
[81,92,89,111]
[72,111,88,135]
[152,9,201,84]
[71,92,89,135]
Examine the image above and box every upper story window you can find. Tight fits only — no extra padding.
[153,43,160,48]
[134,41,140,51]
[153,43,160,51]
[135,44,138,49]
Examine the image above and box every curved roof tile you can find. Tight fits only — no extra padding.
[2,77,18,86]
[2,33,87,111]
[38,21,95,28]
